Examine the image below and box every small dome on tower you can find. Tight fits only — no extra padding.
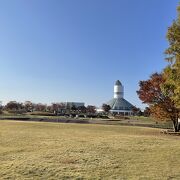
[115,80,122,86]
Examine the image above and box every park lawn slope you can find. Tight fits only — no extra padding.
[0,120,180,179]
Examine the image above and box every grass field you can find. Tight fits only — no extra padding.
[0,113,173,129]
[0,121,180,179]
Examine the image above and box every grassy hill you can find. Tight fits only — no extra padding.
[0,120,180,179]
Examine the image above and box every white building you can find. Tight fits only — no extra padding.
[107,80,134,116]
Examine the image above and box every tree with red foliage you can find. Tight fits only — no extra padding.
[51,103,65,115]
[86,105,96,114]
[34,103,47,112]
[132,106,142,116]
[137,73,179,132]
[102,104,111,113]
[143,107,150,117]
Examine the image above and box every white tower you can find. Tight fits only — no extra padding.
[114,80,124,98]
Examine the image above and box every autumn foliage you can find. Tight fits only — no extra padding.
[164,5,180,108]
[137,73,179,132]
[137,73,165,104]
[137,4,180,132]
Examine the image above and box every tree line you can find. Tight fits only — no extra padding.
[0,101,96,115]
[0,101,150,117]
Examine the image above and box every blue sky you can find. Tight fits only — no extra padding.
[0,0,179,108]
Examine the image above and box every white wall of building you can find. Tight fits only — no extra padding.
[114,85,124,98]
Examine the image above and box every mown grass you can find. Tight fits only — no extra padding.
[0,121,180,179]
[0,113,172,130]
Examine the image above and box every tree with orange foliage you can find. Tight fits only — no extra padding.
[137,73,179,132]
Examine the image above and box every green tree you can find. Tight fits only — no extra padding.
[164,4,180,108]
[5,101,23,111]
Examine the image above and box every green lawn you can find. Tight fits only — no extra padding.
[0,121,180,179]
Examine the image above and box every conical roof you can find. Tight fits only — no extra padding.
[107,98,133,111]
[115,80,122,86]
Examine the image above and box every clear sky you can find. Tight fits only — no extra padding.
[0,0,179,108]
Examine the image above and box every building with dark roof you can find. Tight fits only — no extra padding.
[115,80,122,86]
[107,80,134,115]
